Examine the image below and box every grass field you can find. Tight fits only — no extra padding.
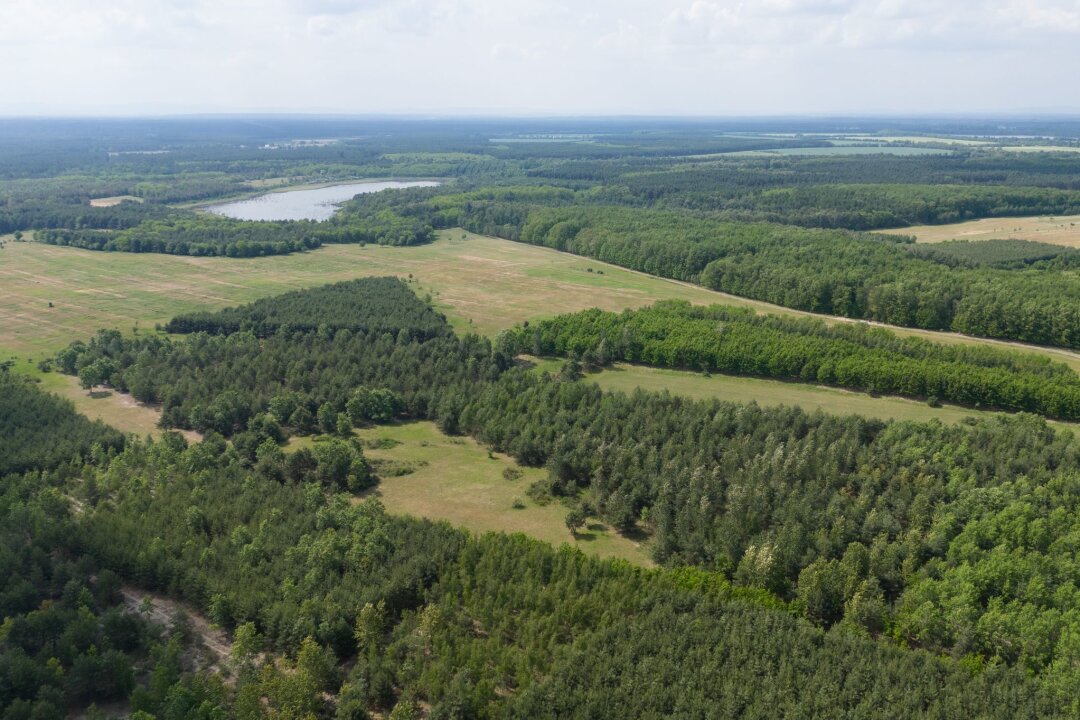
[585,363,1078,429]
[892,214,1080,248]
[290,422,651,566]
[89,195,143,208]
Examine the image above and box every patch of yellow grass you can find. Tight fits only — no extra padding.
[888,214,1080,248]
[89,195,143,208]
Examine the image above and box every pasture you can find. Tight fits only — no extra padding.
[893,214,1080,248]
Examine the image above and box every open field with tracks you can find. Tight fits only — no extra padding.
[886,214,1080,247]
[7,230,1080,373]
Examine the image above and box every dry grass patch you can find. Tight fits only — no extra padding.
[33,370,201,441]
[891,214,1080,248]
[89,195,144,208]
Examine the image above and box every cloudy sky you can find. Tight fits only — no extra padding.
[2,0,1079,115]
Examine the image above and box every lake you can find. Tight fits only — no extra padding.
[204,180,440,221]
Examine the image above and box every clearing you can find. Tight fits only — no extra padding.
[889,214,1080,248]
[290,422,652,567]
[89,195,144,208]
[36,371,201,442]
[585,363,1079,430]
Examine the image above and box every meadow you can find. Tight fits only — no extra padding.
[0,230,724,361]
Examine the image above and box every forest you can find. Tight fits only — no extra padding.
[4,378,1067,718]
[44,280,1080,697]
[12,118,1080,717]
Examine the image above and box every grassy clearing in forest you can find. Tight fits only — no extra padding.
[584,362,1080,430]
[290,422,652,566]
[32,371,201,442]
[891,214,1080,248]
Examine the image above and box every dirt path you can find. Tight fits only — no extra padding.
[120,586,232,668]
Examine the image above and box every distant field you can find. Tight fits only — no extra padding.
[727,145,950,157]
[586,363,1078,429]
[292,422,651,566]
[892,214,1080,248]
[0,231,724,360]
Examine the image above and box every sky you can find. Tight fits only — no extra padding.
[2,0,1079,116]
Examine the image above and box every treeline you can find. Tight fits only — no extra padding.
[508,301,1080,419]
[447,201,1080,349]
[0,198,170,234]
[720,183,1080,230]
[51,280,1080,680]
[36,210,434,258]
[0,374,124,475]
[910,238,1080,269]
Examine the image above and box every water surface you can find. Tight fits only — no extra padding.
[205,180,440,221]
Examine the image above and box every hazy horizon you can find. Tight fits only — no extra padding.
[3,0,1079,117]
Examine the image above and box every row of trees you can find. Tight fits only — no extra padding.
[406,198,1080,349]
[507,301,1080,418]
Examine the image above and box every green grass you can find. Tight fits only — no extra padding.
[586,363,1079,429]
[289,422,652,566]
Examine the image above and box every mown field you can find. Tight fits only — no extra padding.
[0,230,725,361]
[889,214,1080,247]
[289,422,651,566]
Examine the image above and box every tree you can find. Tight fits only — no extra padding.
[565,506,587,537]
[78,358,114,391]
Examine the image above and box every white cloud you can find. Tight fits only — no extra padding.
[1,0,1079,114]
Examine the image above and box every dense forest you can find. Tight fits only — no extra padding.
[507,300,1080,418]
[1,372,1072,718]
[386,194,1080,349]
[0,374,125,475]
